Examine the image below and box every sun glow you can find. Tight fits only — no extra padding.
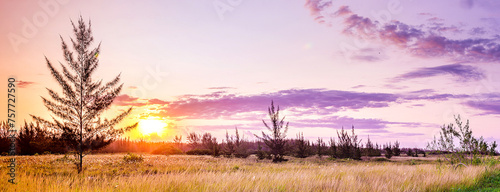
[138,118,167,136]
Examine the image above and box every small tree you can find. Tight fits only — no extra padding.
[427,115,497,166]
[0,122,12,154]
[329,137,337,158]
[393,141,401,156]
[233,127,249,158]
[31,17,137,173]
[224,130,235,157]
[336,126,361,160]
[364,135,381,157]
[294,132,310,158]
[255,101,289,162]
[406,149,414,157]
[173,135,182,147]
[490,141,498,156]
[201,133,220,157]
[384,143,393,159]
[317,137,326,158]
[187,132,200,150]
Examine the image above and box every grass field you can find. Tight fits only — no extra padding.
[0,154,499,192]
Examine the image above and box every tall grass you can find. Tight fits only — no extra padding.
[1,154,497,191]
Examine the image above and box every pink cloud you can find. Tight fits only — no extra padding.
[17,81,36,88]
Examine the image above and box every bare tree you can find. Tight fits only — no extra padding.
[31,17,137,173]
[255,101,289,162]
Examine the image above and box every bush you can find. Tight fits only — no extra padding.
[123,153,144,163]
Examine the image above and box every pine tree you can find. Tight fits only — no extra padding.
[329,137,337,158]
[255,100,289,162]
[393,140,401,156]
[31,17,137,173]
[317,137,326,158]
[384,143,393,159]
[295,132,310,158]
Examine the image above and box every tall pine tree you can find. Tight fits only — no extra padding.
[31,17,137,173]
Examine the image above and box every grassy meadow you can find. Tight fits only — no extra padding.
[1,154,499,191]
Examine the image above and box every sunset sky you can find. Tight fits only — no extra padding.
[1,0,499,147]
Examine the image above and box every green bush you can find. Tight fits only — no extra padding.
[123,153,144,163]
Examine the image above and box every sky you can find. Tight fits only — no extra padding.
[1,0,499,148]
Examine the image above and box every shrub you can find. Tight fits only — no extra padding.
[256,142,266,160]
[123,153,144,163]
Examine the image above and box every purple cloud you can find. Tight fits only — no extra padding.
[465,93,500,115]
[158,89,401,119]
[469,27,487,35]
[318,5,500,62]
[305,0,334,24]
[392,64,485,82]
[291,116,422,130]
[351,85,366,89]
[155,88,471,120]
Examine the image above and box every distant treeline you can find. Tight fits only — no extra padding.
[0,121,419,159]
[1,121,496,159]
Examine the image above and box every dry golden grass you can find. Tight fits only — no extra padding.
[0,154,497,192]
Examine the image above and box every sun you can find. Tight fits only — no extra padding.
[138,118,167,136]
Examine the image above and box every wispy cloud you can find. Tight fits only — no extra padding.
[208,87,236,90]
[17,81,36,88]
[113,95,169,107]
[465,93,500,115]
[392,63,485,82]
